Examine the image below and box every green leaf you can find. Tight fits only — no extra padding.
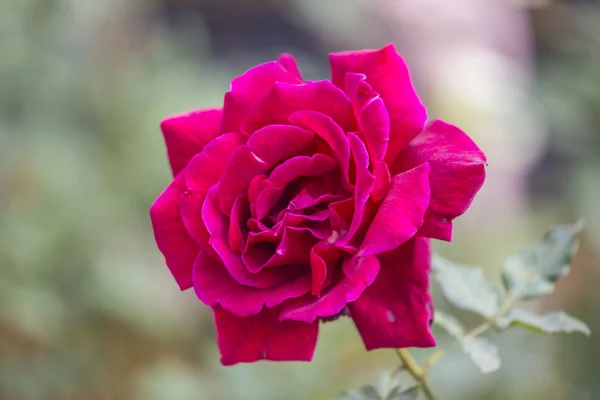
[498,309,591,336]
[335,385,381,400]
[433,311,465,338]
[432,256,501,319]
[502,221,584,299]
[461,337,501,374]
[386,385,419,400]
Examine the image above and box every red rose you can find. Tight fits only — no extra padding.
[150,44,486,365]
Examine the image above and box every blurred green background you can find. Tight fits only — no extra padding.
[1,0,599,399]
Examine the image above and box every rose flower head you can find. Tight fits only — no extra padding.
[150,44,486,365]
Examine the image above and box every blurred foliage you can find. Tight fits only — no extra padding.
[1,0,599,399]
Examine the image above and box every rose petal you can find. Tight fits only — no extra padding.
[229,195,249,252]
[344,73,389,163]
[245,124,314,166]
[328,197,353,232]
[330,44,427,163]
[218,146,269,215]
[255,154,337,220]
[277,53,303,81]
[221,61,301,134]
[359,163,430,257]
[213,304,318,365]
[193,251,311,317]
[309,241,353,296]
[181,133,246,247]
[337,133,375,245]
[149,173,199,290]
[280,254,379,323]
[202,185,293,288]
[241,80,355,135]
[161,108,223,176]
[288,111,352,187]
[393,120,486,241]
[348,237,436,349]
[371,161,391,203]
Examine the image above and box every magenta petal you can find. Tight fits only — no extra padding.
[280,254,379,323]
[202,185,292,289]
[181,133,246,246]
[213,305,318,365]
[245,124,314,166]
[193,251,311,317]
[337,133,375,245]
[241,80,355,135]
[277,53,303,81]
[349,237,435,350]
[255,154,337,219]
[344,73,390,163]
[218,145,269,215]
[221,61,301,134]
[330,44,427,163]
[149,173,199,290]
[371,161,391,203]
[265,227,320,268]
[288,111,352,187]
[395,120,486,241]
[161,108,223,176]
[359,163,430,257]
[229,195,249,252]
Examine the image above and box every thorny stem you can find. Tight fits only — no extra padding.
[422,292,520,375]
[395,349,438,400]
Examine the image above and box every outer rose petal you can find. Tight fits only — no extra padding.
[161,108,222,176]
[348,237,436,350]
[221,61,301,134]
[277,53,303,81]
[149,173,199,290]
[241,80,356,135]
[213,305,319,365]
[393,120,486,241]
[359,163,431,257]
[330,44,427,163]
[181,133,246,247]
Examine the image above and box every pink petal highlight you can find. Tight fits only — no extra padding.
[349,238,435,350]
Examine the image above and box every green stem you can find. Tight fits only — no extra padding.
[395,349,438,400]
[422,292,520,374]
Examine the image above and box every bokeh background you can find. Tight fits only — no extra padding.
[1,0,599,399]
